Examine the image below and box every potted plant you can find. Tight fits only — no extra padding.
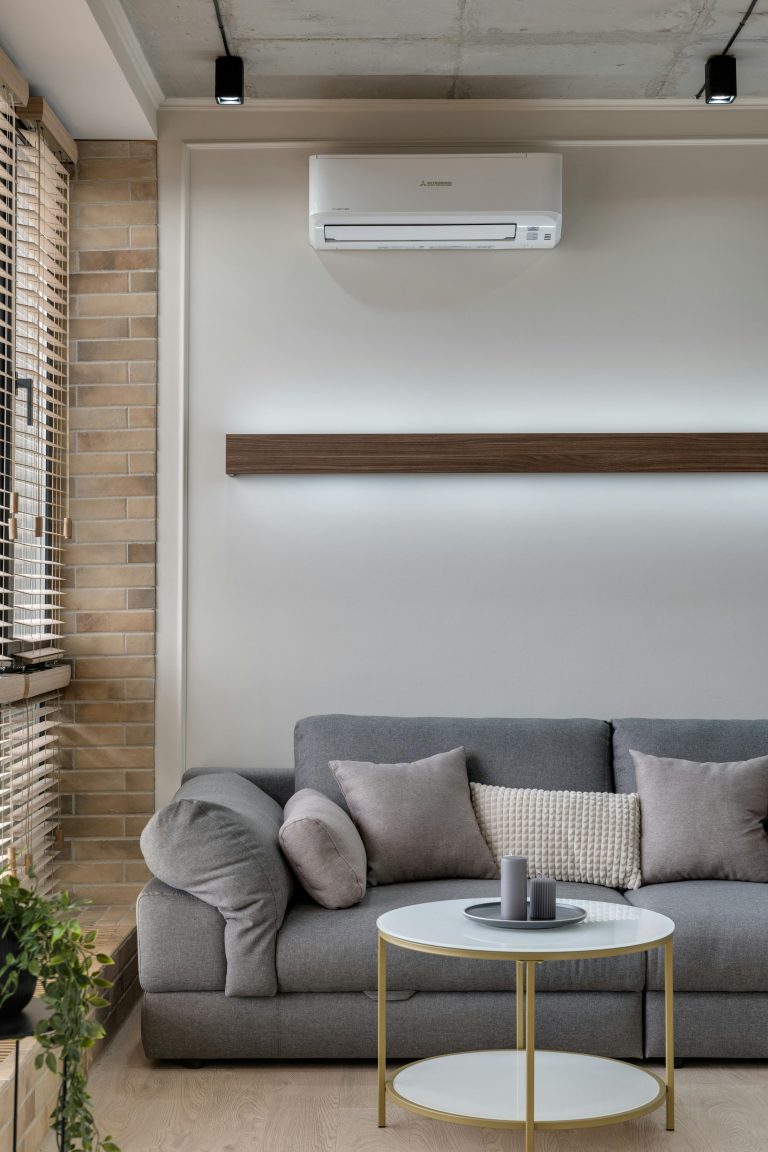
[0,870,120,1152]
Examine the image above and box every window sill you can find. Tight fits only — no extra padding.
[0,663,71,705]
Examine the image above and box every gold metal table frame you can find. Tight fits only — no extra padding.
[377,928,674,1151]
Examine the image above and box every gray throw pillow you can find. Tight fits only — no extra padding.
[631,749,768,884]
[140,772,293,996]
[279,789,367,909]
[329,746,498,886]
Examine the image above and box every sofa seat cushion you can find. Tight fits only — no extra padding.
[625,881,768,991]
[277,879,644,994]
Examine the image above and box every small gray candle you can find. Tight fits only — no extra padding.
[529,876,557,921]
[500,855,528,921]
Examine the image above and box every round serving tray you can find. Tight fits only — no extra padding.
[463,900,587,930]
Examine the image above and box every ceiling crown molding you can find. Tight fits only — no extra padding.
[85,0,163,131]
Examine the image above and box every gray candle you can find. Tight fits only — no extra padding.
[500,855,528,921]
[530,877,557,921]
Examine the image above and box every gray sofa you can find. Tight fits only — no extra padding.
[138,714,768,1061]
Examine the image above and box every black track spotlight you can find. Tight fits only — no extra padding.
[215,54,244,105]
[705,55,737,103]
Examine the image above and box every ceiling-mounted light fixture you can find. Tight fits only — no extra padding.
[705,55,737,103]
[696,0,758,103]
[212,0,244,105]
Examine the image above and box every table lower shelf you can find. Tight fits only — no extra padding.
[388,1049,666,1129]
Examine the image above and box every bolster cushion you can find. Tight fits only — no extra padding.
[140,772,293,996]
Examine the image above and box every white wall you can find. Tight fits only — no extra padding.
[158,106,768,797]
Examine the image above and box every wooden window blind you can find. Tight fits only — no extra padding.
[0,83,70,888]
[0,691,62,893]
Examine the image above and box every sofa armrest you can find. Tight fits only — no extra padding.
[182,766,295,808]
[137,878,226,993]
[140,773,293,997]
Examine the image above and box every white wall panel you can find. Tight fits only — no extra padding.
[183,143,768,772]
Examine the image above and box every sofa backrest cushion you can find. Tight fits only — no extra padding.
[295,715,612,808]
[612,718,768,793]
[140,772,293,997]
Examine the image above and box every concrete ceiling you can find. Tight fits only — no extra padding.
[121,0,768,100]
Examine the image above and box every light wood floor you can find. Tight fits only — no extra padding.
[67,1006,768,1152]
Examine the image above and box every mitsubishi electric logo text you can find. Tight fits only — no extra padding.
[419,179,452,186]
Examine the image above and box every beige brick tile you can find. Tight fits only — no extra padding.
[78,141,131,159]
[62,724,125,747]
[129,141,156,158]
[75,749,153,773]
[68,497,126,519]
[124,815,151,837]
[124,633,155,655]
[64,589,125,611]
[71,316,130,340]
[127,543,155,564]
[130,315,157,338]
[70,361,129,385]
[127,496,156,518]
[128,361,157,383]
[77,338,156,362]
[71,226,130,250]
[123,679,154,700]
[79,249,156,272]
[126,587,154,609]
[67,883,143,905]
[77,384,156,406]
[65,634,126,656]
[76,792,153,815]
[75,563,154,587]
[70,271,130,294]
[77,158,156,181]
[74,656,154,679]
[125,769,154,791]
[69,408,127,430]
[65,679,127,701]
[76,610,154,633]
[70,181,131,204]
[62,816,125,838]
[77,202,156,228]
[128,452,156,474]
[76,292,156,317]
[69,452,127,475]
[130,179,157,201]
[124,860,152,884]
[72,838,143,861]
[76,428,155,453]
[75,701,153,724]
[62,770,128,793]
[63,543,126,565]
[130,225,158,248]
[125,726,155,747]
[57,861,125,884]
[75,519,155,543]
[130,270,157,292]
[128,407,156,429]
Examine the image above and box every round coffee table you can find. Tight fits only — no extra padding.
[376,898,675,1152]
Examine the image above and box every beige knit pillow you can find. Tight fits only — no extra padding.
[470,783,642,890]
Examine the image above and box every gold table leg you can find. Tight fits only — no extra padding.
[525,961,536,1152]
[516,961,525,1050]
[378,934,387,1127]
[665,939,675,1131]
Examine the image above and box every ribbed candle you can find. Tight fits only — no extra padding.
[529,877,557,921]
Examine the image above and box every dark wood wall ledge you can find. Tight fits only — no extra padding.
[226,433,768,476]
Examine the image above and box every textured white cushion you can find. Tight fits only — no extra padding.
[470,783,642,890]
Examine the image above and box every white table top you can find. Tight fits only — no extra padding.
[377,898,674,958]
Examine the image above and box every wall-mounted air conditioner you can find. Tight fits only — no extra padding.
[309,153,562,251]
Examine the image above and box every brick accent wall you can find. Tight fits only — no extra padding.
[60,141,157,904]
